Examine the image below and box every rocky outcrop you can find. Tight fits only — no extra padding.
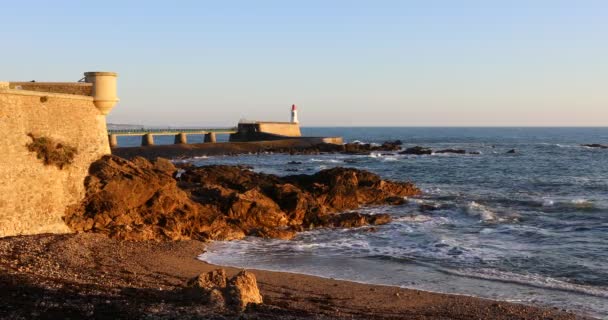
[398,146,481,155]
[399,146,433,155]
[187,269,262,311]
[342,140,403,155]
[435,149,467,154]
[64,155,420,241]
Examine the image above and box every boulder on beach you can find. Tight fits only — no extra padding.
[186,269,228,307]
[227,271,263,311]
[64,155,421,241]
[187,269,262,311]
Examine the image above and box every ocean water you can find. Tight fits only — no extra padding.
[185,127,608,318]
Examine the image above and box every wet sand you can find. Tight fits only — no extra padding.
[0,233,589,319]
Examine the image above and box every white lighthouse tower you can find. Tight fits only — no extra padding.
[290,104,299,123]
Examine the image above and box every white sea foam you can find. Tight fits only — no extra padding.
[571,198,590,204]
[542,199,555,207]
[173,155,209,163]
[466,201,499,222]
[440,267,608,299]
[394,215,433,223]
[174,169,186,178]
[310,158,342,163]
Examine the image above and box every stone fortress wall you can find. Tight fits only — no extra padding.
[0,73,118,237]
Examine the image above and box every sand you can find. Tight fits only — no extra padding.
[0,233,590,319]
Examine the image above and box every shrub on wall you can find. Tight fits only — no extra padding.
[26,133,78,169]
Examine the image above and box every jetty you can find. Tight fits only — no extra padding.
[107,127,237,147]
[109,104,342,149]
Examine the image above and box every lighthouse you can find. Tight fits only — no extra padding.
[290,104,299,123]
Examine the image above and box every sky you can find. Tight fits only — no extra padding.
[1,0,606,127]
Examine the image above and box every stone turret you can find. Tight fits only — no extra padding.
[84,71,119,115]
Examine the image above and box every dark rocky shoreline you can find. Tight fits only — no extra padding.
[111,139,485,161]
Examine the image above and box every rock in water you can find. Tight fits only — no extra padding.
[581,143,608,149]
[435,149,467,154]
[341,140,404,154]
[65,155,420,241]
[399,146,433,155]
[325,212,392,228]
[227,271,263,311]
[420,203,440,211]
[385,196,406,205]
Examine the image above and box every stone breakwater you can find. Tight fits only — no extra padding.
[64,155,420,241]
[111,139,405,160]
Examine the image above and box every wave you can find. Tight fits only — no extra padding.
[393,214,434,223]
[174,155,210,163]
[437,266,608,299]
[310,158,342,163]
[536,197,599,211]
[367,153,400,162]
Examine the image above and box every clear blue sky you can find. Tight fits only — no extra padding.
[1,0,606,126]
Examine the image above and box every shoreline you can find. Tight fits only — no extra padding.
[198,249,604,318]
[0,233,590,319]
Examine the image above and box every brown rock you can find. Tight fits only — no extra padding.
[368,213,392,225]
[324,212,392,228]
[385,196,406,205]
[227,270,263,311]
[188,268,227,290]
[65,156,420,241]
[186,269,228,308]
[250,227,297,240]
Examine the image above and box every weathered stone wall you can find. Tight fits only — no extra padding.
[0,88,110,237]
[257,122,301,137]
[9,82,92,96]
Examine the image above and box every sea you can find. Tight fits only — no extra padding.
[122,127,608,318]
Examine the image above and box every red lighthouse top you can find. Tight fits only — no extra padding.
[292,104,297,111]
